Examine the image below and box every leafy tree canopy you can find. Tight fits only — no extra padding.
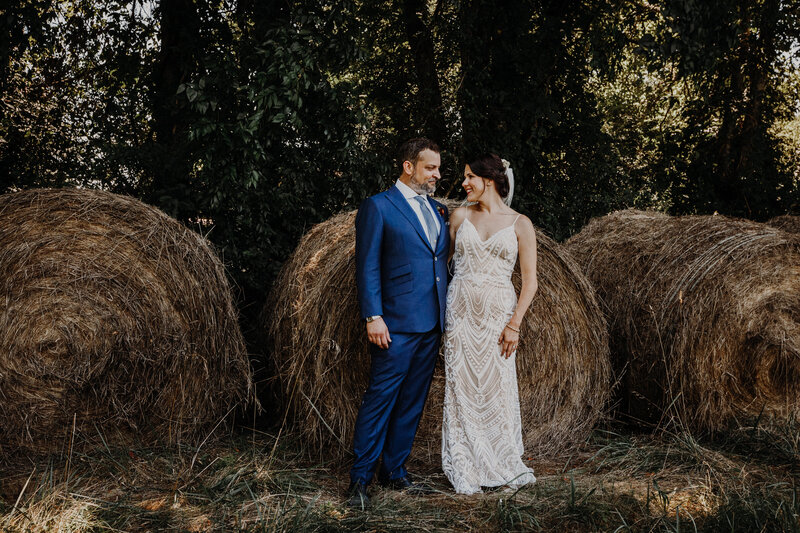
[2,0,799,319]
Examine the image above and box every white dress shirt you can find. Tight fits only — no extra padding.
[395,179,441,243]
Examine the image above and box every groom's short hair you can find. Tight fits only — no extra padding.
[397,138,440,170]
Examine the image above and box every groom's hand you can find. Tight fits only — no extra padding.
[367,318,391,349]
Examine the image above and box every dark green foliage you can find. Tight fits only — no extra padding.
[1,0,799,333]
[0,1,158,192]
[454,0,626,238]
[159,2,373,303]
[632,0,800,218]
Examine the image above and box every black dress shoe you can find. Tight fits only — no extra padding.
[347,481,370,509]
[381,475,435,495]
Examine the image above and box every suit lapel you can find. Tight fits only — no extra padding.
[386,186,434,251]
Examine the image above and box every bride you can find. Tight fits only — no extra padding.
[441,153,538,494]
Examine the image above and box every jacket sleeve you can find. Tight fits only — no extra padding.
[355,196,383,319]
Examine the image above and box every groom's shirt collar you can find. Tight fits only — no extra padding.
[394,179,441,235]
[395,179,422,200]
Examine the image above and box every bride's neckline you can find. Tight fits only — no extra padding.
[462,217,517,243]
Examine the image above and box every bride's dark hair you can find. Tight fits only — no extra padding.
[465,153,510,198]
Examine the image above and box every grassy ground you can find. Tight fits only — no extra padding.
[1,417,799,532]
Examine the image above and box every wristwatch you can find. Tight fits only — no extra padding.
[365,315,382,323]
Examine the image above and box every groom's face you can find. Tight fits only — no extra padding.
[408,149,441,195]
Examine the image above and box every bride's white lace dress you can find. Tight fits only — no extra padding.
[442,215,536,494]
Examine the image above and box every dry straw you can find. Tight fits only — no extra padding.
[566,209,800,431]
[767,214,800,234]
[267,201,611,459]
[0,188,254,453]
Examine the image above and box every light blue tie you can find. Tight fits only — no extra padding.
[413,196,438,249]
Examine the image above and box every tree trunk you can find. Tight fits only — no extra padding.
[456,0,493,154]
[402,0,448,146]
[712,0,780,215]
[150,0,203,207]
[712,1,749,213]
[713,61,741,206]
[736,0,779,177]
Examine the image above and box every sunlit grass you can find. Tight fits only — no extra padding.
[1,421,799,532]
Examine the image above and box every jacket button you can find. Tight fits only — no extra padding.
[436,277,440,282]
[434,256,438,261]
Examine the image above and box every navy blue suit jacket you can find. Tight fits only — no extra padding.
[355,186,450,333]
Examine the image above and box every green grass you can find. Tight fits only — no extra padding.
[1,422,799,532]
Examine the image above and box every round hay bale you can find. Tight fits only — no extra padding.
[565,209,800,431]
[0,188,253,452]
[767,215,800,234]
[267,202,611,460]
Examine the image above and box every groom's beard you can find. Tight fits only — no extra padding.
[409,171,436,195]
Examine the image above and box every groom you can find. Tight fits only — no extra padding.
[348,138,450,508]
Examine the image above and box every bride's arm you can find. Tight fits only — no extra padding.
[499,216,538,358]
[447,207,468,263]
[511,216,538,325]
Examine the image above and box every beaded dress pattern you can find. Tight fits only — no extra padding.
[441,215,536,494]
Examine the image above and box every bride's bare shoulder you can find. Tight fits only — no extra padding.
[512,213,536,240]
[512,211,532,225]
[450,206,471,223]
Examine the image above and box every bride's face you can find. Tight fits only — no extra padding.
[462,165,488,202]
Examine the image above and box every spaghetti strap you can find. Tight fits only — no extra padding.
[512,214,521,225]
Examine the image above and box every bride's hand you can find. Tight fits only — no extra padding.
[498,324,519,359]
